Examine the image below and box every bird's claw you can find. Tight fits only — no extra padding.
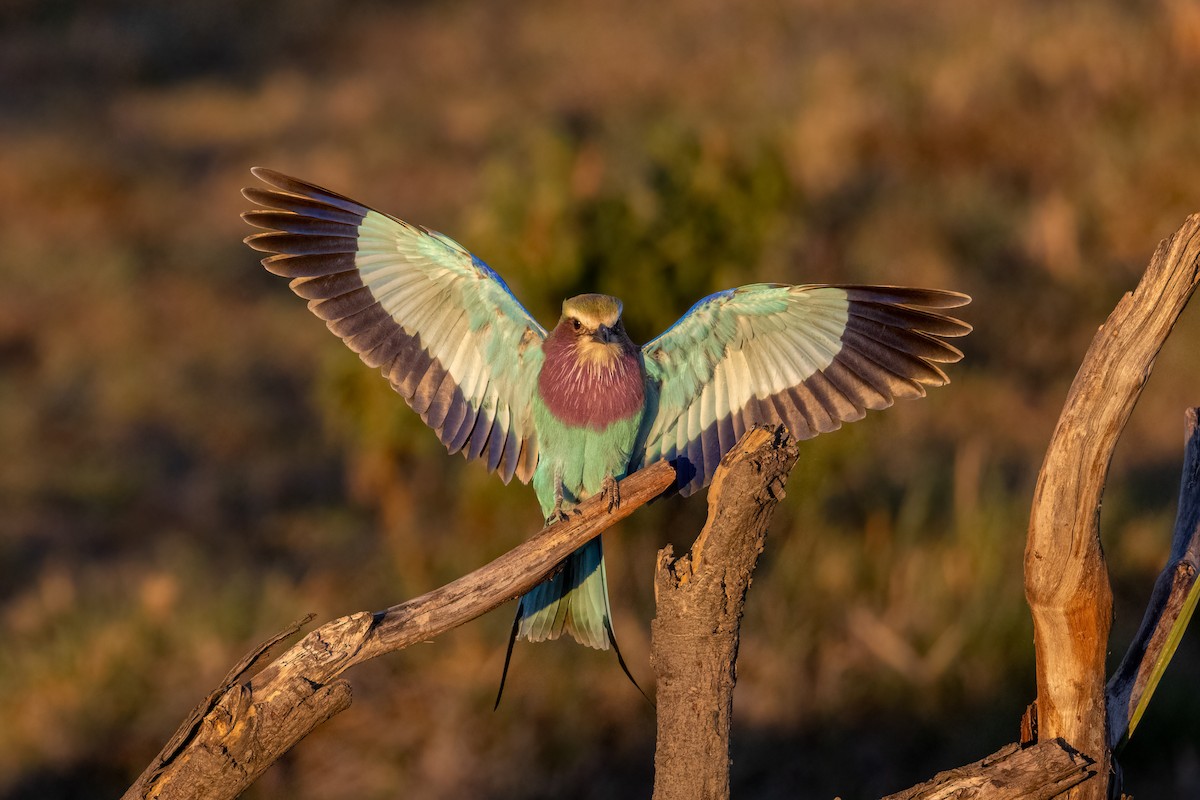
[547,506,570,526]
[601,474,621,513]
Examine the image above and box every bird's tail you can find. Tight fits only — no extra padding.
[494,538,648,708]
[517,537,612,649]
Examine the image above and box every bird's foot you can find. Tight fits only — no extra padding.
[600,473,621,513]
[549,468,569,525]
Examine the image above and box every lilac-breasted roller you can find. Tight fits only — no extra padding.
[242,169,971,671]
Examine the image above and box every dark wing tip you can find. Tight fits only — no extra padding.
[840,285,971,310]
[248,167,317,196]
[243,230,281,252]
[925,289,971,309]
[901,288,971,309]
[240,209,279,229]
[249,165,287,185]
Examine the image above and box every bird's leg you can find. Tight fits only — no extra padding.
[600,472,621,513]
[548,466,569,525]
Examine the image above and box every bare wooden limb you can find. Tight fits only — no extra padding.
[880,740,1094,800]
[123,459,678,800]
[129,614,318,795]
[1107,407,1200,749]
[650,426,799,800]
[1023,215,1200,798]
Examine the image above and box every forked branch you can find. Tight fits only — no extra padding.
[1023,214,1200,798]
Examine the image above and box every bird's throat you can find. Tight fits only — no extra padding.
[538,331,644,429]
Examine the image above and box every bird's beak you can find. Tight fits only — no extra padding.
[595,324,613,343]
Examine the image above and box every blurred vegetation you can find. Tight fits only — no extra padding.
[1,0,1199,798]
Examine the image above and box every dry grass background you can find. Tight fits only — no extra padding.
[1,0,1199,797]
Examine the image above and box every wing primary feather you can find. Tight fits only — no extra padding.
[499,421,521,484]
[308,285,376,322]
[789,382,838,435]
[686,391,704,464]
[843,314,964,363]
[849,301,973,338]
[490,401,515,473]
[737,393,768,431]
[388,334,434,398]
[346,318,400,358]
[446,404,481,453]
[289,272,362,300]
[685,433,705,495]
[467,415,493,461]
[840,328,950,386]
[439,395,471,450]
[769,390,811,442]
[241,210,358,239]
[716,410,736,458]
[809,370,864,423]
[245,232,356,255]
[839,285,971,309]
[699,380,717,445]
[241,187,364,225]
[423,371,460,432]
[326,303,391,340]
[410,361,447,416]
[836,341,926,401]
[362,332,405,372]
[729,403,747,443]
[701,427,722,480]
[250,167,370,215]
[261,252,356,278]
[821,359,885,413]
[485,412,509,474]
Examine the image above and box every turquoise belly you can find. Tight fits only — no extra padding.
[531,396,643,519]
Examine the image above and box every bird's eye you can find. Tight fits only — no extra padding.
[571,318,582,331]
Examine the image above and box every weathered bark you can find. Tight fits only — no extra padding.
[123,459,677,800]
[1023,215,1200,798]
[651,426,799,800]
[880,739,1095,800]
[1107,407,1200,750]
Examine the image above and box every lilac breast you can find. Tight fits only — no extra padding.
[538,332,645,429]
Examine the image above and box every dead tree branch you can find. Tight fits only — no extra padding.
[880,739,1094,800]
[1023,214,1200,798]
[651,426,799,800]
[123,459,677,800]
[1107,407,1200,750]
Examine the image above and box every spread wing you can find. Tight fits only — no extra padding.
[242,168,544,484]
[638,283,971,495]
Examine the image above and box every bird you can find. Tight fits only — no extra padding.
[241,167,971,697]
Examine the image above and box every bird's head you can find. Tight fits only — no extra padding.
[555,293,633,364]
